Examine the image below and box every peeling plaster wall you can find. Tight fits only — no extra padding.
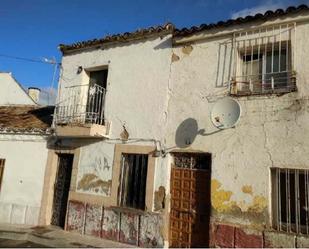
[168,17,309,229]
[66,200,164,247]
[76,142,114,196]
[59,35,173,245]
[59,35,172,142]
[0,135,48,225]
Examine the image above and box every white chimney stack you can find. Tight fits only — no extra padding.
[28,87,41,103]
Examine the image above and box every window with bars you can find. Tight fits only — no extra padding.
[118,153,148,210]
[0,159,5,191]
[231,24,297,95]
[271,168,309,234]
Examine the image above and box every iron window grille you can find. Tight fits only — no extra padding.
[271,168,309,234]
[231,23,296,96]
[118,153,148,210]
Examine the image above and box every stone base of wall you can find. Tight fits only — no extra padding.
[0,202,39,225]
[209,222,309,248]
[66,200,164,247]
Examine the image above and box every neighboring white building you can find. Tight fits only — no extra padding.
[0,106,54,225]
[0,72,36,105]
[37,4,309,248]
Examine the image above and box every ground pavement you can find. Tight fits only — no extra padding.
[0,224,131,248]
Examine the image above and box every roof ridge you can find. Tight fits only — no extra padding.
[59,22,175,54]
[58,4,309,53]
[175,4,309,37]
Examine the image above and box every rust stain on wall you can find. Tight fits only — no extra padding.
[247,196,267,213]
[154,186,165,211]
[211,179,267,224]
[182,45,193,55]
[242,185,253,195]
[77,173,112,195]
[211,179,234,212]
[171,53,180,62]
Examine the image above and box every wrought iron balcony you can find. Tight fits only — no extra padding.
[230,71,297,96]
[53,84,110,138]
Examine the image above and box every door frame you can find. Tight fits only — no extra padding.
[168,152,212,248]
[51,153,74,228]
[38,148,80,227]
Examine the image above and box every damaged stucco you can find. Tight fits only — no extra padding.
[166,17,309,229]
[56,12,309,247]
[76,143,113,196]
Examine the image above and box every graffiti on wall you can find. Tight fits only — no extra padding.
[76,143,113,196]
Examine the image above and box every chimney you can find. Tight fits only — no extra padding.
[28,87,41,103]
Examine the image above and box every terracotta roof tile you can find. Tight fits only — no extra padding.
[59,4,308,53]
[59,23,175,54]
[0,105,54,134]
[174,4,309,37]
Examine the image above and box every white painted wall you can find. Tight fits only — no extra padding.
[58,13,309,229]
[0,72,36,105]
[167,15,309,227]
[59,35,173,198]
[0,134,49,225]
[59,35,172,142]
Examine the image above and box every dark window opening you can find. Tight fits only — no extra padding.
[89,69,108,88]
[86,69,108,125]
[272,168,309,234]
[119,153,148,210]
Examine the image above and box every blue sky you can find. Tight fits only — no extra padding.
[0,0,308,93]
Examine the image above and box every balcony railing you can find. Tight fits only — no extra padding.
[54,83,106,126]
[230,71,296,96]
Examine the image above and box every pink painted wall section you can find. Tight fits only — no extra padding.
[119,213,138,245]
[84,204,102,237]
[209,222,309,248]
[66,201,85,233]
[66,200,164,247]
[102,209,119,241]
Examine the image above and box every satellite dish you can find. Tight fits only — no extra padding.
[211,97,241,129]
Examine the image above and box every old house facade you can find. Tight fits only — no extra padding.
[38,4,309,248]
[0,73,54,225]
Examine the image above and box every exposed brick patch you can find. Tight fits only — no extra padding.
[215,224,235,248]
[235,227,263,248]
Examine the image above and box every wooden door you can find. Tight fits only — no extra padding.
[169,153,211,248]
[51,154,74,228]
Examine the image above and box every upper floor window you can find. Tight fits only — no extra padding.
[54,67,109,126]
[231,24,296,96]
[86,69,108,124]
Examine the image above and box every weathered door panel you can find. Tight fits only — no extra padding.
[169,153,211,248]
[51,154,74,228]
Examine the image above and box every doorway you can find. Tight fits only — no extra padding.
[51,153,74,228]
[169,153,211,248]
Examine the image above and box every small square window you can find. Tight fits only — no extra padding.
[271,168,309,234]
[119,153,148,210]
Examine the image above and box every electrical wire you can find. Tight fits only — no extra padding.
[0,53,60,65]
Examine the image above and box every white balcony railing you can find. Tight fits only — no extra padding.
[230,71,296,96]
[54,83,106,126]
